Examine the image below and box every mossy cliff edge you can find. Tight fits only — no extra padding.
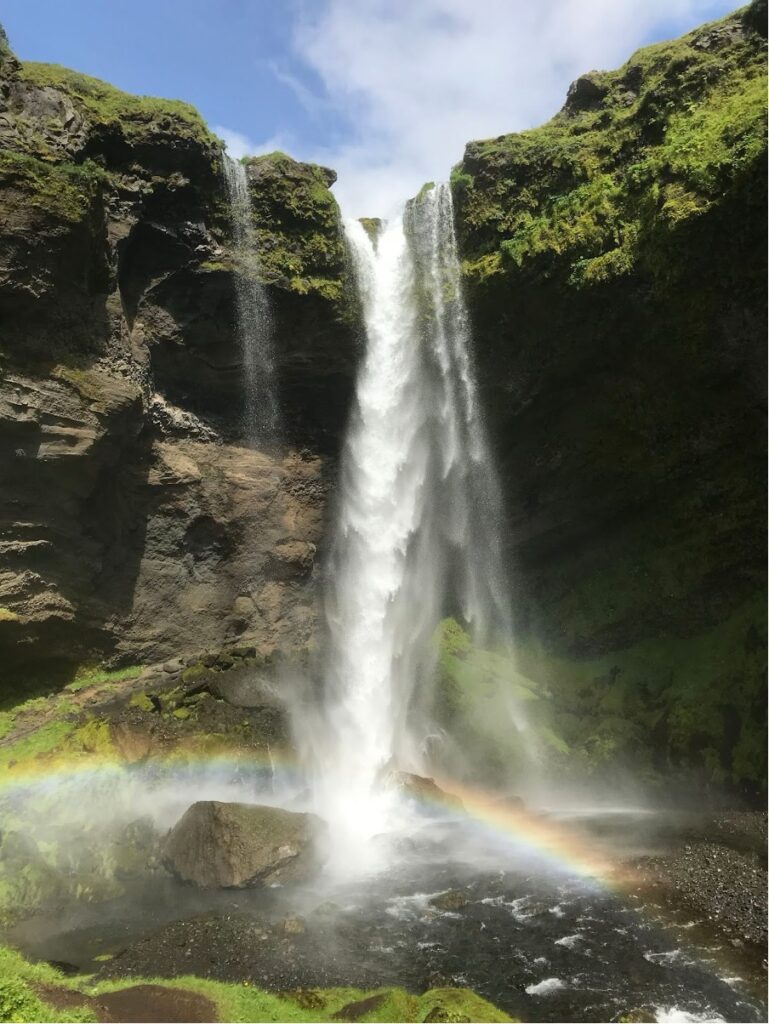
[451,2,767,796]
[0,36,358,680]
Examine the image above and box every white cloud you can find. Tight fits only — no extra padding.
[284,0,722,217]
[214,124,294,160]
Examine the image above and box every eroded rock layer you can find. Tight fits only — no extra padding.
[0,37,358,681]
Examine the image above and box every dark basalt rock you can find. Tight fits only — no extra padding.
[451,2,767,796]
[0,33,358,683]
[562,72,608,114]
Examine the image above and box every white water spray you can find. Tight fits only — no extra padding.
[222,155,280,441]
[310,184,513,874]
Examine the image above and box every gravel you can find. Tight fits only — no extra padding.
[631,811,767,948]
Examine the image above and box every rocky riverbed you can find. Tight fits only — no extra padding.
[629,811,767,950]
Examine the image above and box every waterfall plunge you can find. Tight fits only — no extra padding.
[222,155,280,442]
[311,184,514,875]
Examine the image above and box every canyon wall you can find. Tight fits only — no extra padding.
[451,2,767,795]
[0,34,358,685]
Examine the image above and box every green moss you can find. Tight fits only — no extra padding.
[434,587,765,792]
[236,153,346,305]
[415,181,436,201]
[359,217,382,241]
[433,619,559,781]
[68,718,115,757]
[68,665,142,690]
[0,150,105,223]
[129,693,156,713]
[454,6,767,288]
[0,946,514,1024]
[17,62,217,149]
[516,594,766,788]
[0,720,76,771]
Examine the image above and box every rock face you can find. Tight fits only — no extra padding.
[163,801,322,887]
[0,41,358,684]
[0,5,765,799]
[388,771,463,811]
[452,4,767,794]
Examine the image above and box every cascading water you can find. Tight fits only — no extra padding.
[309,183,516,874]
[222,154,280,442]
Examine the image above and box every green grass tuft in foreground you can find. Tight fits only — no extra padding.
[0,946,515,1023]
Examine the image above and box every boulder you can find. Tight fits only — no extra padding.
[162,801,323,888]
[210,671,280,709]
[430,890,469,912]
[387,771,463,811]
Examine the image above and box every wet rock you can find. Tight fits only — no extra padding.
[491,793,526,813]
[109,722,155,763]
[562,72,609,114]
[388,771,463,811]
[210,671,280,709]
[429,890,469,912]
[162,801,324,888]
[279,915,306,934]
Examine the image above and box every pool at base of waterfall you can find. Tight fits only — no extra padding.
[6,809,766,1024]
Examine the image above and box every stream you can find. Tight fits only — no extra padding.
[7,806,766,1024]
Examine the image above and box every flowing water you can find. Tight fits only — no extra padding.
[306,185,520,875]
[2,182,766,1024]
[222,155,280,442]
[5,773,766,1024]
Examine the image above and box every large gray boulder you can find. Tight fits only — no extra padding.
[162,801,323,888]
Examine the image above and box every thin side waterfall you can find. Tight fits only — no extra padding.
[222,155,280,442]
[406,184,512,643]
[308,183,515,874]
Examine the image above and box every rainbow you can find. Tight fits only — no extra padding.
[427,776,619,883]
[0,749,621,887]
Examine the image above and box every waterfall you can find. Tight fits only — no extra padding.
[222,155,280,442]
[310,183,512,874]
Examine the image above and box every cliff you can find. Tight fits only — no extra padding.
[0,5,765,797]
[0,41,358,683]
[451,2,767,795]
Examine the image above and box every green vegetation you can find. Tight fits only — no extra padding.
[0,150,105,223]
[0,946,514,1023]
[68,665,142,690]
[359,217,383,241]
[453,6,767,286]
[0,719,78,772]
[415,181,436,201]
[435,597,766,792]
[0,665,141,766]
[434,619,567,782]
[238,153,347,304]
[18,62,218,149]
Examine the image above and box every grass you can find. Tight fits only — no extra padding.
[453,5,767,287]
[65,665,142,692]
[0,946,515,1023]
[17,62,217,149]
[0,150,106,223]
[237,153,346,304]
[0,665,142,772]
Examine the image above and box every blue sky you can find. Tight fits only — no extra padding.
[3,0,737,215]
